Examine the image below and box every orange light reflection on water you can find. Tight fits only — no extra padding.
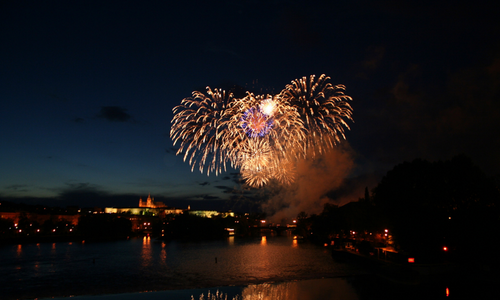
[160,242,167,267]
[141,236,152,268]
[241,278,358,300]
[261,236,267,245]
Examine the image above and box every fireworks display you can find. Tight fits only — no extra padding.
[170,74,353,187]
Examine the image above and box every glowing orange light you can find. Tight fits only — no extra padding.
[261,220,266,223]
[408,258,415,263]
[446,287,449,297]
[260,99,276,116]
[443,246,448,251]
[384,229,388,232]
[324,243,328,247]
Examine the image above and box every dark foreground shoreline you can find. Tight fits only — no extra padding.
[37,273,499,300]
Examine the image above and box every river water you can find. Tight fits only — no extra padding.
[1,234,496,300]
[1,235,369,300]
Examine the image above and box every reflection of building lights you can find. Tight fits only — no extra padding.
[408,258,415,263]
[261,236,267,245]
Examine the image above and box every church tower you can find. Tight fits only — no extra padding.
[146,194,154,207]
[139,194,159,208]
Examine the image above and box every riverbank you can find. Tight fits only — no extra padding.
[39,273,500,300]
[331,248,500,299]
[41,277,359,300]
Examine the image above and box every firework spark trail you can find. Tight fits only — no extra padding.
[170,87,235,176]
[170,75,353,187]
[281,74,353,158]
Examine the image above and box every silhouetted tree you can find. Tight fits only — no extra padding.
[372,155,500,261]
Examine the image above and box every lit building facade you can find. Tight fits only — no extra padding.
[104,195,184,216]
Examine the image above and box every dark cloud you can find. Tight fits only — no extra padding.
[198,182,210,186]
[201,195,220,200]
[73,117,85,123]
[165,147,178,154]
[96,106,132,122]
[56,183,141,207]
[5,184,30,192]
[356,45,386,79]
[58,182,107,201]
[214,185,231,190]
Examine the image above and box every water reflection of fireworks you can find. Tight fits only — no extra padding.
[171,74,353,187]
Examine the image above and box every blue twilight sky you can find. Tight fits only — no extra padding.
[1,0,499,211]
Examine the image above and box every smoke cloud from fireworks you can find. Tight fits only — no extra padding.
[261,145,355,222]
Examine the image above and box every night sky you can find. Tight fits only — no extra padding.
[1,0,499,212]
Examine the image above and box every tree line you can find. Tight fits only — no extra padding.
[295,155,500,263]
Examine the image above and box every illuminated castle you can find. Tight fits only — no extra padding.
[139,194,166,208]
